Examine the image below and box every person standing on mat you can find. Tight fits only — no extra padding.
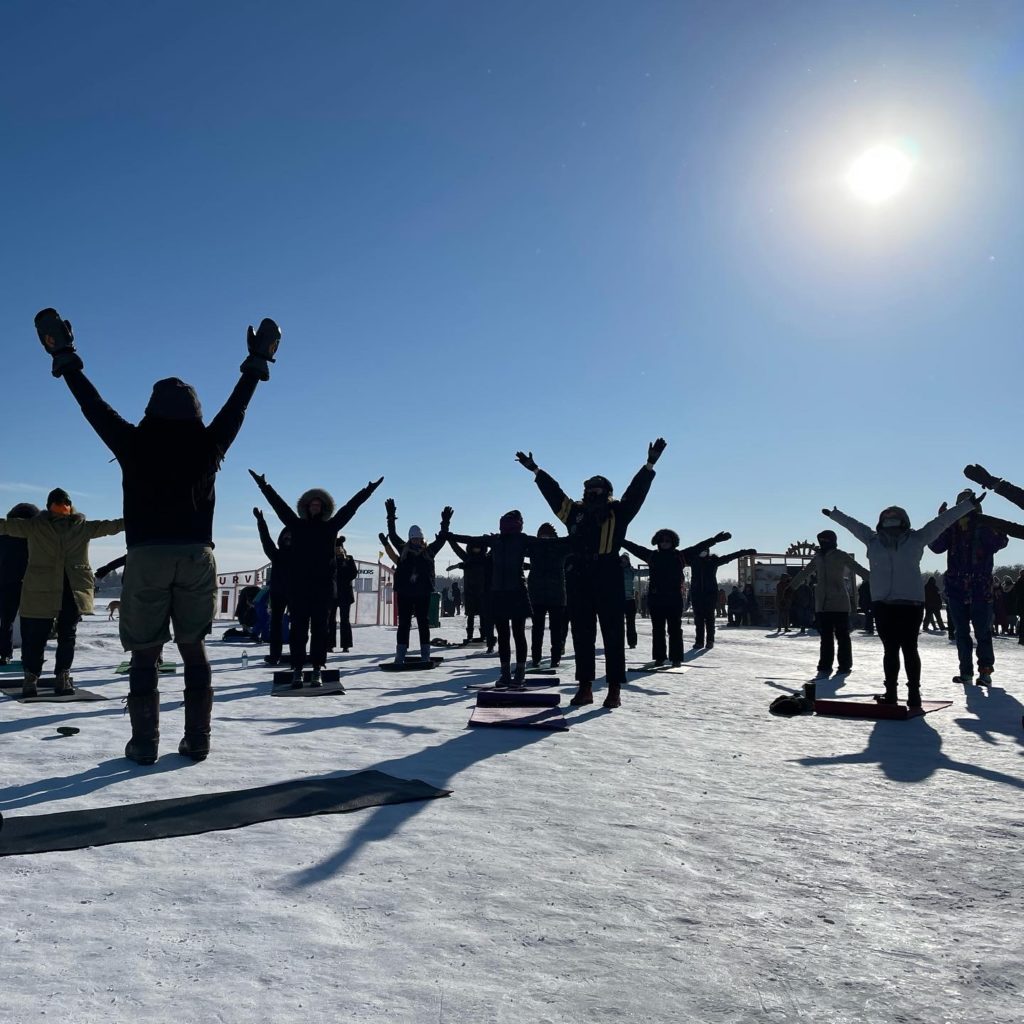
[516,439,667,708]
[254,506,293,667]
[447,536,494,648]
[622,529,731,666]
[0,502,38,667]
[40,308,279,763]
[927,487,1019,685]
[621,554,639,650]
[785,529,869,678]
[251,472,383,687]
[386,498,453,665]
[0,490,122,697]
[687,545,755,650]
[329,536,357,653]
[824,494,978,707]
[526,522,573,668]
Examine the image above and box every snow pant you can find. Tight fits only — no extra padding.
[531,603,566,663]
[496,616,528,668]
[0,582,21,660]
[397,594,431,648]
[947,597,994,677]
[20,576,80,677]
[453,600,462,615]
[874,602,924,686]
[569,566,627,685]
[465,591,493,644]
[649,595,684,664]
[288,591,332,670]
[624,599,638,648]
[922,607,946,631]
[815,611,852,673]
[268,590,286,661]
[328,599,354,650]
[777,603,791,630]
[693,601,716,647]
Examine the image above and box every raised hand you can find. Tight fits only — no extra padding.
[938,501,948,515]
[252,506,264,520]
[648,438,668,464]
[378,532,389,546]
[515,451,538,472]
[34,308,83,378]
[964,464,998,490]
[714,531,732,543]
[384,497,397,518]
[741,548,757,557]
[240,318,282,381]
[248,469,267,488]
[367,476,384,492]
[440,505,454,524]
[821,507,835,518]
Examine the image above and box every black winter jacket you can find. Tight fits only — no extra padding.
[621,541,685,602]
[448,540,491,598]
[527,538,574,607]
[0,536,29,590]
[257,515,292,597]
[336,554,357,605]
[64,369,259,548]
[688,549,747,604]
[389,520,450,599]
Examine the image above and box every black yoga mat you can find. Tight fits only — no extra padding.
[0,770,451,856]
[1,685,106,703]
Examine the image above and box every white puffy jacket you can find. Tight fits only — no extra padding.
[828,498,976,604]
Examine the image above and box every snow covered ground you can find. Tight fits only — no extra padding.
[2,605,1021,1024]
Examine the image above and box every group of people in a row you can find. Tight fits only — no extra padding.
[4,309,1023,763]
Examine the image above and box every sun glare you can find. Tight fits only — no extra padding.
[845,144,913,205]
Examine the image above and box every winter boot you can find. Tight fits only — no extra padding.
[395,644,407,667]
[263,654,280,666]
[420,645,431,664]
[309,667,323,688]
[53,669,75,696]
[907,684,922,709]
[530,657,541,668]
[976,666,993,687]
[495,663,513,689]
[512,663,527,690]
[290,668,304,689]
[603,682,622,709]
[125,690,161,765]
[952,673,972,684]
[877,680,899,705]
[178,684,213,762]
[550,653,561,669]
[22,672,38,699]
[570,681,594,706]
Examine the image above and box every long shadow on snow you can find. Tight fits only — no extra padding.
[954,683,1024,752]
[794,717,1024,789]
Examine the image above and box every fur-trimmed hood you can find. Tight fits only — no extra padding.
[296,488,335,520]
[38,509,85,525]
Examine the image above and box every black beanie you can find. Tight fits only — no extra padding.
[145,378,203,421]
[46,488,72,508]
[7,502,40,519]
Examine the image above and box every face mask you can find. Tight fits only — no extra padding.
[881,517,902,529]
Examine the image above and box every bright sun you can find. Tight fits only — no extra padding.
[845,144,913,204]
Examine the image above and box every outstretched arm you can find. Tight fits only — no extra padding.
[254,508,278,561]
[330,477,384,530]
[682,531,731,561]
[916,497,978,547]
[377,532,401,565]
[94,554,128,579]
[621,539,654,563]
[714,548,755,567]
[384,497,404,551]
[62,370,134,458]
[516,450,578,526]
[619,439,667,524]
[447,537,469,561]
[248,470,297,526]
[427,507,455,556]
[824,508,875,547]
[965,464,1024,512]
[979,514,1024,542]
[85,518,125,539]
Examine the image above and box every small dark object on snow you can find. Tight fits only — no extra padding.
[769,693,814,716]
[56,726,80,736]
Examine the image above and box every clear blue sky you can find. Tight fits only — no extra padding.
[3,0,1023,572]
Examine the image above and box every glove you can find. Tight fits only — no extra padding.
[964,464,999,490]
[440,505,454,526]
[253,506,264,520]
[821,507,834,518]
[715,531,732,543]
[385,497,397,519]
[367,476,384,493]
[240,318,281,380]
[34,308,83,378]
[648,438,668,465]
[378,532,389,546]
[741,548,757,557]
[94,565,112,581]
[938,501,948,515]
[515,451,538,472]
[248,469,267,488]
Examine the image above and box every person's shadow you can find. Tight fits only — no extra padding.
[954,683,1024,751]
[795,717,1024,788]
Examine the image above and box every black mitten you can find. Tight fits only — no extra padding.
[34,308,83,378]
[240,318,281,380]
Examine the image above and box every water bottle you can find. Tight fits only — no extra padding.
[241,651,249,668]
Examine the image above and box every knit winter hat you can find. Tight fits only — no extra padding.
[500,510,524,534]
[817,529,838,544]
[145,378,203,421]
[46,487,72,508]
[7,502,40,519]
[408,525,424,541]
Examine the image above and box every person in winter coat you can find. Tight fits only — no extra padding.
[786,529,869,677]
[451,511,567,685]
[726,586,743,625]
[741,583,757,626]
[825,495,978,706]
[0,502,39,666]
[527,522,573,667]
[775,574,793,633]
[622,529,731,665]
[689,546,754,649]
[387,498,453,664]
[621,554,639,649]
[927,488,1018,684]
[254,507,292,666]
[0,490,123,696]
[251,472,383,685]
[447,537,494,648]
[451,581,462,616]
[922,577,945,633]
[992,577,1011,635]
[791,580,814,634]
[329,536,357,652]
[516,439,667,708]
[43,308,278,764]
